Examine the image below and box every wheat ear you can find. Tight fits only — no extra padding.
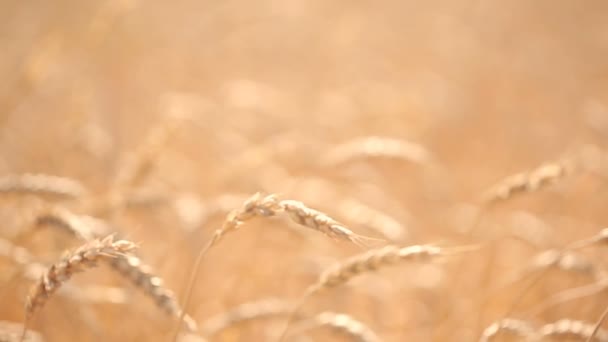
[0,174,87,199]
[322,136,431,166]
[205,192,381,250]
[200,298,293,337]
[172,193,291,340]
[28,208,193,332]
[109,254,198,332]
[290,312,380,342]
[479,318,536,342]
[21,235,136,339]
[278,244,476,342]
[478,318,535,342]
[529,249,600,277]
[540,319,608,341]
[201,193,283,249]
[279,199,384,246]
[308,245,443,293]
[173,193,380,340]
[481,159,574,204]
[34,207,109,241]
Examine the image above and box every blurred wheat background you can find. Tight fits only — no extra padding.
[2,1,608,341]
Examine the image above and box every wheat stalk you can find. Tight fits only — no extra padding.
[588,305,608,342]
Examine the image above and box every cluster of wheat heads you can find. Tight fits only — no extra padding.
[2,133,608,342]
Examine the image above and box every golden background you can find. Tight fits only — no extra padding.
[1,1,608,341]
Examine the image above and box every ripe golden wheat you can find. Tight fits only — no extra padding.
[24,235,137,320]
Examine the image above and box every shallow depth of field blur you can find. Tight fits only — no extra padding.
[2,1,608,341]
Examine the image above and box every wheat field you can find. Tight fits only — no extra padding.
[2,1,608,341]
